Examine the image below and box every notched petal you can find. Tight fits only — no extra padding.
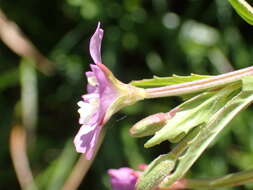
[74,124,101,160]
[89,22,104,64]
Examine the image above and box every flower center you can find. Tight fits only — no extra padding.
[87,75,98,86]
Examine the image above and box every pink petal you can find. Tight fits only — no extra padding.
[89,22,104,65]
[74,124,102,160]
[108,168,138,190]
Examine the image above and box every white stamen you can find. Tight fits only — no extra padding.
[78,94,99,124]
[82,93,99,102]
[88,76,98,86]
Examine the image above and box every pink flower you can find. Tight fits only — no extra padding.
[108,166,187,190]
[108,168,141,190]
[74,23,146,160]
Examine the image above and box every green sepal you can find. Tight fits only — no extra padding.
[130,74,211,88]
[228,0,253,25]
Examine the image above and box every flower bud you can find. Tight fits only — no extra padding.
[108,167,141,190]
[130,108,178,137]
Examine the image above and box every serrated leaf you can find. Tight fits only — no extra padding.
[228,0,253,25]
[160,89,253,188]
[130,74,211,88]
[144,83,240,148]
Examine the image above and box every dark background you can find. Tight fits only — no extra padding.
[0,0,253,189]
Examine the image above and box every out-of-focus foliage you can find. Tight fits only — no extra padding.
[0,0,253,190]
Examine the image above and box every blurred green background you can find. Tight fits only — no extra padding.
[0,0,253,189]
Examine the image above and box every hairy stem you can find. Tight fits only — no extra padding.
[180,169,253,189]
[145,65,253,98]
[159,169,253,189]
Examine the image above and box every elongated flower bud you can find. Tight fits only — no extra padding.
[130,108,178,137]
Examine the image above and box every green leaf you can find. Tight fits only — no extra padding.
[144,83,240,148]
[228,0,253,25]
[160,89,253,188]
[130,74,211,88]
[242,76,253,91]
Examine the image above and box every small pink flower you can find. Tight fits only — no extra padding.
[108,166,187,190]
[108,168,141,190]
[74,23,146,160]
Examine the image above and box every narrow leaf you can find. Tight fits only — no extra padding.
[130,74,211,88]
[229,0,253,25]
[242,76,253,91]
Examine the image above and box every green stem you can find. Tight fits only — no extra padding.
[145,65,253,98]
[185,169,253,189]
